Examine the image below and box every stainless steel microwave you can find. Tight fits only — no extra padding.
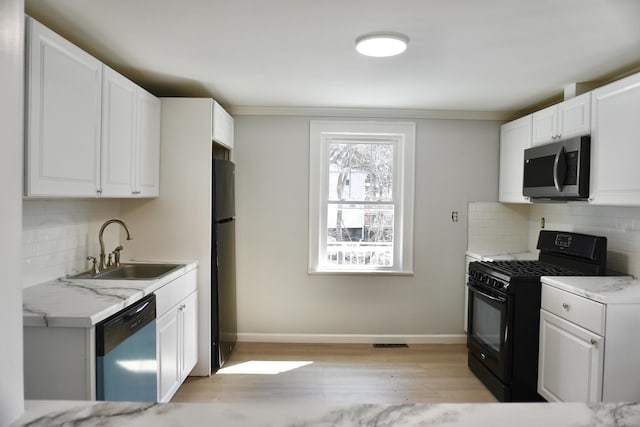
[522,136,590,200]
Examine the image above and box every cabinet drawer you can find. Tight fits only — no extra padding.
[541,284,605,335]
[155,269,197,317]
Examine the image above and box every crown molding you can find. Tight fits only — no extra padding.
[229,105,514,121]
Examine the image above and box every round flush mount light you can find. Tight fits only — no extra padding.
[355,32,409,57]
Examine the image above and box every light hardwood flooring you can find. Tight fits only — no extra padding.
[171,342,497,404]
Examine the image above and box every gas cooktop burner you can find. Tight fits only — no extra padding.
[488,260,585,278]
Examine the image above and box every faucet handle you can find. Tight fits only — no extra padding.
[113,245,124,267]
[87,256,99,275]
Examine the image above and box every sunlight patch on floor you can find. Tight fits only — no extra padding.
[217,360,313,375]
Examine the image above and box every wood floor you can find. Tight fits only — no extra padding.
[171,342,497,404]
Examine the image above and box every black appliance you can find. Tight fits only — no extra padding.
[95,294,157,402]
[467,230,607,402]
[523,135,590,200]
[212,158,237,370]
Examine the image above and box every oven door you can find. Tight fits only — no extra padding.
[467,279,513,383]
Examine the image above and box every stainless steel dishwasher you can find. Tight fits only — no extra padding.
[96,293,157,402]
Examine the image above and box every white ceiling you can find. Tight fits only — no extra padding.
[25,0,640,116]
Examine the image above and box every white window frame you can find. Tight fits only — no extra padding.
[308,120,415,274]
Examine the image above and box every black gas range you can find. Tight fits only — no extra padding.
[466,230,607,402]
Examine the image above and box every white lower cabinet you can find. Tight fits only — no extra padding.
[538,309,603,402]
[538,282,640,402]
[155,269,198,402]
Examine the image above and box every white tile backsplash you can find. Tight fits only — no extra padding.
[469,201,640,277]
[22,199,122,288]
[467,202,530,253]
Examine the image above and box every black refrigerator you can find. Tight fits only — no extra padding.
[212,158,237,370]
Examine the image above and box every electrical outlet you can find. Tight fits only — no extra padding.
[540,217,545,228]
[451,211,459,222]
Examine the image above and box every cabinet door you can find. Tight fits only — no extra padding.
[499,115,532,203]
[179,291,198,381]
[531,93,590,146]
[590,73,640,205]
[135,89,161,197]
[101,66,137,197]
[559,93,591,140]
[157,307,180,403]
[538,310,603,402]
[532,105,558,146]
[25,17,102,197]
[212,101,234,149]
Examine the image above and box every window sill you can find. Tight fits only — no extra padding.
[308,268,414,276]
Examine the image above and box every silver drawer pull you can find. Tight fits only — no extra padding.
[562,303,570,311]
[590,338,598,345]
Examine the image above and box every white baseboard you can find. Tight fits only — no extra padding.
[236,333,466,345]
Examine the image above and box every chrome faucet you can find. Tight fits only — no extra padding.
[98,219,133,270]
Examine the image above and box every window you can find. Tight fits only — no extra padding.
[309,121,415,274]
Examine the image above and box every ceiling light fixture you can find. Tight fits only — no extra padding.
[355,32,409,57]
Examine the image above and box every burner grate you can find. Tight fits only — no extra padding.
[490,260,585,277]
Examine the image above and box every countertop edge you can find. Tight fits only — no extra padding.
[23,260,198,328]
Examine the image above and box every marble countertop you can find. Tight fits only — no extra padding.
[22,260,198,328]
[11,400,640,427]
[542,275,640,304]
[465,250,539,262]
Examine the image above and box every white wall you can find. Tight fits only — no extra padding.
[233,115,501,340]
[0,0,25,423]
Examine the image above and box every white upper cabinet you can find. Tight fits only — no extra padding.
[499,115,532,204]
[25,17,102,197]
[101,66,137,197]
[101,67,160,198]
[26,17,160,199]
[590,72,640,205]
[136,88,161,197]
[212,101,234,149]
[531,92,591,146]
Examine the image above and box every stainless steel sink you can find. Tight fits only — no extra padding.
[69,263,184,280]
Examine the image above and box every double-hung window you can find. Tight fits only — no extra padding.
[309,121,415,274]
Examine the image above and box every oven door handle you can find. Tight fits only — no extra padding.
[469,284,507,304]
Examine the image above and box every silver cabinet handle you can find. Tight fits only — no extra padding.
[562,303,570,310]
[590,338,598,345]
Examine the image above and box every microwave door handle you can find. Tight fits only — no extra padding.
[553,146,567,192]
